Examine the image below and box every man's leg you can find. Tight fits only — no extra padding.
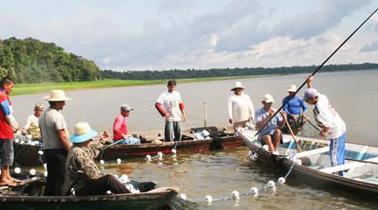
[53,149,67,196]
[77,175,130,196]
[164,121,174,142]
[329,133,346,176]
[261,135,274,152]
[272,129,282,151]
[0,140,16,186]
[44,149,56,196]
[173,121,182,141]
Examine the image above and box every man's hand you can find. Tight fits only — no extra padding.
[164,113,171,120]
[306,75,314,88]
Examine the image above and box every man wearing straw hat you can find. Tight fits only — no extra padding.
[39,90,72,195]
[228,81,255,132]
[282,84,307,134]
[62,122,130,196]
[255,94,284,153]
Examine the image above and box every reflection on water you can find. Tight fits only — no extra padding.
[13,70,378,209]
[106,147,377,210]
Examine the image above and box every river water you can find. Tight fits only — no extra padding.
[12,70,378,209]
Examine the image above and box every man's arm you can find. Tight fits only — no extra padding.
[58,129,72,151]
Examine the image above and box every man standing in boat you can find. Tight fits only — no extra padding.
[0,77,20,187]
[304,76,346,175]
[62,122,131,196]
[155,80,186,142]
[112,104,140,144]
[282,84,307,135]
[255,94,284,154]
[228,81,255,132]
[39,90,72,195]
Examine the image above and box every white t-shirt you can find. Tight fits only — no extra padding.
[156,90,183,121]
[39,108,69,149]
[313,94,346,139]
[228,93,255,123]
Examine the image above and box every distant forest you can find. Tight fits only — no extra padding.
[0,37,100,83]
[1,37,377,84]
[102,63,378,80]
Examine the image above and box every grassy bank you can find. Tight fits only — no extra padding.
[12,75,262,96]
[12,79,165,96]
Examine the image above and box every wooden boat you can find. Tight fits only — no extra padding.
[14,126,242,166]
[0,178,179,210]
[238,128,378,198]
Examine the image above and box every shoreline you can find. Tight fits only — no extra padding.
[12,69,378,96]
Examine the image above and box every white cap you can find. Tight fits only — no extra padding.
[303,88,319,100]
[287,85,297,92]
[262,94,275,103]
[231,81,245,91]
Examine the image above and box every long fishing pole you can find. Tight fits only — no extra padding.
[255,7,378,137]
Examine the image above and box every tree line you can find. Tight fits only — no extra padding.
[1,37,377,84]
[102,63,378,80]
[0,37,101,83]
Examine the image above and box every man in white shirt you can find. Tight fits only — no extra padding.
[155,80,186,142]
[23,103,44,141]
[228,81,255,132]
[304,76,346,175]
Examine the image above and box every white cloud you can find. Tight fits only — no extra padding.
[0,0,376,70]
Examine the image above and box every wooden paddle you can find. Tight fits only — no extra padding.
[282,113,302,153]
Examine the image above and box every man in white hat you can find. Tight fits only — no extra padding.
[155,80,186,142]
[23,103,44,141]
[39,89,72,195]
[62,122,130,196]
[304,76,346,175]
[227,81,255,132]
[282,84,307,134]
[112,104,140,144]
[255,94,284,153]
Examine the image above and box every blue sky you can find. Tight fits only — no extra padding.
[0,0,377,71]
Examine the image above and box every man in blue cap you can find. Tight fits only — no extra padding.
[304,76,346,175]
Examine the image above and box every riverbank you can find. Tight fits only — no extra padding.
[12,75,261,96]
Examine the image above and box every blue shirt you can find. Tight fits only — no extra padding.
[282,95,307,115]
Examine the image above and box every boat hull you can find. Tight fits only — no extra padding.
[239,129,378,198]
[0,187,179,210]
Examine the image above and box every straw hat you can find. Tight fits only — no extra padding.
[287,85,297,92]
[262,94,275,103]
[43,90,72,101]
[231,81,245,91]
[70,122,98,143]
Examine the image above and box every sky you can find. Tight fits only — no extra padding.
[0,0,377,71]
